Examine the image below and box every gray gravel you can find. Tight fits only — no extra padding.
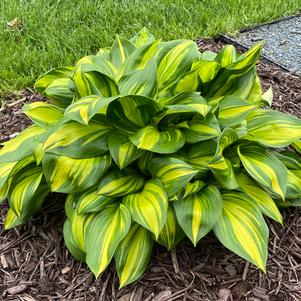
[235,15,301,74]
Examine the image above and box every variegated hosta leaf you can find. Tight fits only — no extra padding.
[130,27,155,48]
[261,87,273,106]
[178,179,205,199]
[0,155,35,191]
[244,109,301,147]
[184,113,221,144]
[213,192,269,271]
[208,128,239,189]
[292,140,301,154]
[98,172,144,198]
[35,66,74,92]
[192,60,220,83]
[5,181,49,230]
[43,153,111,193]
[63,219,86,261]
[0,125,45,163]
[173,69,199,94]
[44,78,75,108]
[188,140,217,174]
[246,74,262,104]
[130,125,185,154]
[106,95,162,134]
[118,58,157,98]
[110,35,136,70]
[73,64,119,98]
[238,144,287,199]
[161,92,210,117]
[150,157,198,197]
[122,40,160,75]
[174,185,222,246]
[22,102,63,127]
[273,151,301,170]
[205,42,262,98]
[85,204,131,277]
[215,44,236,65]
[218,95,258,127]
[157,204,184,250]
[8,166,44,216]
[0,179,11,203]
[76,188,112,215]
[237,172,282,223]
[123,179,168,238]
[76,54,117,79]
[156,40,200,96]
[286,170,301,199]
[115,223,154,288]
[42,121,111,158]
[108,132,144,169]
[64,95,118,125]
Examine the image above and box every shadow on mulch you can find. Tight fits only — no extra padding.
[0,39,301,301]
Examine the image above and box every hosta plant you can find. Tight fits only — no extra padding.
[2,29,301,288]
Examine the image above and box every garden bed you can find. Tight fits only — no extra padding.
[0,38,301,301]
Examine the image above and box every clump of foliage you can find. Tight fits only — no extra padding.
[1,29,301,287]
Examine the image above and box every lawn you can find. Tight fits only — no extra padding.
[0,0,300,98]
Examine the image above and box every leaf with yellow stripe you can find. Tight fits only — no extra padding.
[22,102,63,127]
[63,219,86,261]
[72,64,119,98]
[64,95,118,125]
[76,188,112,215]
[192,60,220,83]
[205,42,263,98]
[237,144,287,199]
[108,132,144,169]
[118,58,157,98]
[213,191,269,271]
[8,166,44,217]
[107,95,162,134]
[184,113,221,143]
[285,170,301,200]
[161,92,210,117]
[157,204,184,250]
[244,109,301,147]
[85,204,131,277]
[44,78,75,108]
[42,121,111,158]
[0,125,45,163]
[218,95,258,127]
[0,179,11,203]
[273,151,301,170]
[214,45,237,67]
[123,179,168,239]
[4,181,49,230]
[156,40,200,96]
[130,28,155,47]
[150,157,198,197]
[98,171,144,198]
[43,153,111,193]
[115,223,154,288]
[178,179,205,199]
[110,35,136,70]
[130,125,185,154]
[174,185,222,246]
[237,172,282,223]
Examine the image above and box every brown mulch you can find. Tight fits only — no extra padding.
[0,39,301,301]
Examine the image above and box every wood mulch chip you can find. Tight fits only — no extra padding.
[0,39,301,301]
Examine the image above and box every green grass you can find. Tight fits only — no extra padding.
[0,0,300,97]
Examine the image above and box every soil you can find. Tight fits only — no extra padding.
[0,39,301,301]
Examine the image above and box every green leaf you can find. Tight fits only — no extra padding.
[43,153,111,193]
[244,109,301,147]
[174,185,222,246]
[115,223,154,288]
[150,157,198,197]
[107,95,162,134]
[237,144,287,199]
[123,179,168,239]
[108,132,144,169]
[237,172,282,223]
[22,102,64,127]
[214,45,237,67]
[130,28,155,47]
[130,125,185,154]
[213,191,269,272]
[85,204,131,277]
